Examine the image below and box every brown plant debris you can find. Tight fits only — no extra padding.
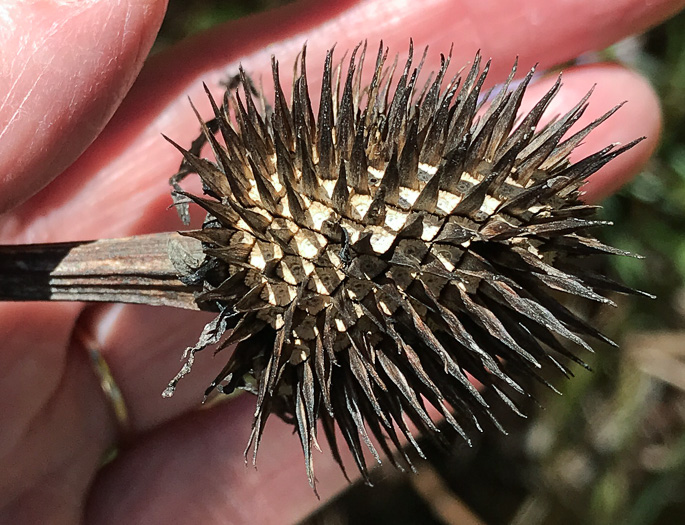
[0,41,652,491]
[160,41,650,489]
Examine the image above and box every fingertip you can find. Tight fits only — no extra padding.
[520,64,662,202]
[572,65,661,202]
[86,394,351,525]
[0,0,168,213]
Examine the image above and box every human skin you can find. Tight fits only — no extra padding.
[0,0,683,523]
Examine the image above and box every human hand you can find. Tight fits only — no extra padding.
[0,1,681,523]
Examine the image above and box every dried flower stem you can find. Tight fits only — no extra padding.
[0,232,203,310]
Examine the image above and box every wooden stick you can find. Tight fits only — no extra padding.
[0,232,204,310]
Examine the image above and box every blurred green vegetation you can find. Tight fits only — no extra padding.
[152,0,293,53]
[600,12,685,331]
[156,3,685,524]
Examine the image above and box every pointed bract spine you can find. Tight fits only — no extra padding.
[163,43,648,490]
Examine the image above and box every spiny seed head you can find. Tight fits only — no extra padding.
[163,41,647,489]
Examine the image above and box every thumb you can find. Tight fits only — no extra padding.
[0,0,168,213]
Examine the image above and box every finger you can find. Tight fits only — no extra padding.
[0,0,168,477]
[3,0,680,241]
[135,0,684,93]
[0,325,115,523]
[511,64,661,203]
[0,303,79,458]
[0,0,168,213]
[553,65,661,202]
[86,304,226,430]
[85,394,354,525]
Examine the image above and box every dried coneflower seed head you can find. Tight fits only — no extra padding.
[162,42,647,488]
